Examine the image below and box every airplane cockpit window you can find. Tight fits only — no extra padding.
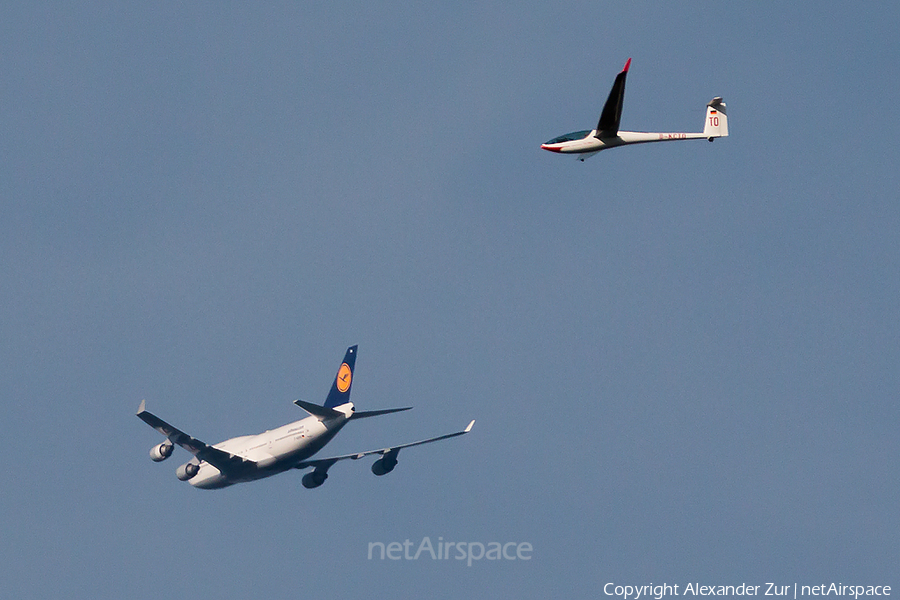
[544,130,591,144]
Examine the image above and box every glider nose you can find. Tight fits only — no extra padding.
[540,143,562,153]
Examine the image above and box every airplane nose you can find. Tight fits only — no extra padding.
[541,144,562,153]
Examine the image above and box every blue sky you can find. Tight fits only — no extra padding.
[2,2,899,598]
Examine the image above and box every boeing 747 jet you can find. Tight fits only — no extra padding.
[541,58,728,160]
[137,346,474,489]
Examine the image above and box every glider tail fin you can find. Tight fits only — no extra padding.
[703,97,728,140]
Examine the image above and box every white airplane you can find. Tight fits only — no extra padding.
[137,345,474,490]
[541,58,728,160]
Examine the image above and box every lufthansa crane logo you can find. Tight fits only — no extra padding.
[336,363,352,392]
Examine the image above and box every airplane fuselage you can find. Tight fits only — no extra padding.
[540,130,712,156]
[189,405,353,489]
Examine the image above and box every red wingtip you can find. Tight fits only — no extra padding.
[623,58,632,72]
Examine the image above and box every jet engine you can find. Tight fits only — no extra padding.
[371,452,398,476]
[150,442,174,462]
[302,470,328,489]
[176,462,199,481]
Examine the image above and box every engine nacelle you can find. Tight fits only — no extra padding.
[176,462,199,481]
[371,454,398,476]
[302,470,328,489]
[150,442,174,462]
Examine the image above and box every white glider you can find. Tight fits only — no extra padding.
[541,58,728,160]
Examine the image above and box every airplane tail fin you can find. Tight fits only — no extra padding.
[323,345,358,408]
[703,97,728,139]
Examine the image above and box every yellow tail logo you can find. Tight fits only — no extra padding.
[336,363,352,392]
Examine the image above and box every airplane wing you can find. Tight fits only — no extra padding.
[293,419,475,470]
[596,57,630,138]
[136,400,251,474]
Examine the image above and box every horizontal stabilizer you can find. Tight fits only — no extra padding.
[350,406,413,420]
[294,399,344,419]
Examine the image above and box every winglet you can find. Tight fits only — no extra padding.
[622,57,631,73]
[137,399,146,414]
[464,419,475,433]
